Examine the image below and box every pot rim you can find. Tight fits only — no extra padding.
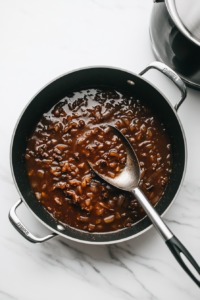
[10,65,188,245]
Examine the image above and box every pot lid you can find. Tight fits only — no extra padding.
[165,0,200,47]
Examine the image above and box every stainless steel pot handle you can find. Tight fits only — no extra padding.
[139,61,187,112]
[9,199,57,243]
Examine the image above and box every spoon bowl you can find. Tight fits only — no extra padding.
[88,125,140,191]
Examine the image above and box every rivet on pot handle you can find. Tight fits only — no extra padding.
[9,199,57,243]
[139,61,187,112]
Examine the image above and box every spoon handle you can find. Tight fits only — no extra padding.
[132,187,200,287]
[132,187,173,241]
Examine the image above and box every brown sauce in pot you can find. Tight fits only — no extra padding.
[25,88,172,232]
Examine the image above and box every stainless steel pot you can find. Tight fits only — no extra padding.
[150,0,200,89]
[9,61,187,245]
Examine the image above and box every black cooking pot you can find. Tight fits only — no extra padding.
[9,61,187,244]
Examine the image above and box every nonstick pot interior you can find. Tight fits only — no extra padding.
[11,67,186,244]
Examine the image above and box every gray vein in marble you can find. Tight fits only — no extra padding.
[3,236,129,299]
[164,218,200,229]
[114,244,170,273]
[1,235,153,300]
[0,291,18,300]
[115,244,197,298]
[59,240,140,300]
[106,245,160,300]
[59,240,158,299]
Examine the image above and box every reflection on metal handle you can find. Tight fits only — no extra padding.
[139,61,187,112]
[132,187,173,241]
[9,199,57,243]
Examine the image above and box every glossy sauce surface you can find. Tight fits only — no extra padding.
[25,89,172,232]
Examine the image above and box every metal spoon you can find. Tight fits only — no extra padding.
[88,125,200,287]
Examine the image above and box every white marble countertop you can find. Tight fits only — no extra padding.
[1,1,200,299]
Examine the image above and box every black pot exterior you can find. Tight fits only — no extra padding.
[11,67,186,244]
[150,3,200,90]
